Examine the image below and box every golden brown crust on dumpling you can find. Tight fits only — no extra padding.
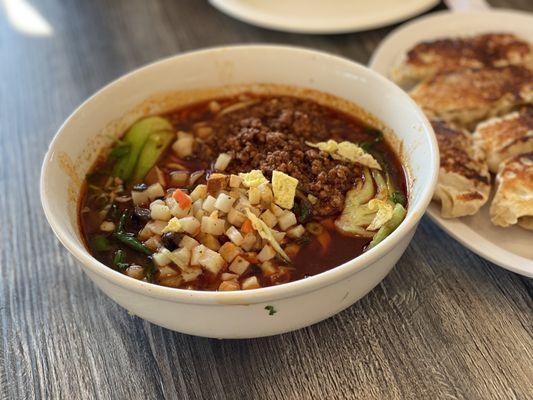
[392,33,533,85]
[473,106,533,172]
[490,152,533,228]
[431,120,491,218]
[410,66,533,129]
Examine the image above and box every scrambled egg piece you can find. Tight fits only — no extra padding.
[306,140,381,170]
[239,170,268,188]
[366,199,394,231]
[272,170,298,209]
[162,217,182,233]
[245,209,290,262]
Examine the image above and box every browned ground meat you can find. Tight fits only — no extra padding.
[196,97,363,216]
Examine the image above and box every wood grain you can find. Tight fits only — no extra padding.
[1,0,532,399]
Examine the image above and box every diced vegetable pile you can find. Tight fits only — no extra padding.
[127,167,311,290]
[85,108,408,290]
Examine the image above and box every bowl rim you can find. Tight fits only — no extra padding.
[40,44,439,305]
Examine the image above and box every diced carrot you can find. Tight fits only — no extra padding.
[241,219,253,234]
[316,231,331,254]
[172,189,192,209]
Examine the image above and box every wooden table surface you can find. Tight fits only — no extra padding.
[1,1,532,399]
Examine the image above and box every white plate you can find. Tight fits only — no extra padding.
[369,9,533,278]
[209,0,439,34]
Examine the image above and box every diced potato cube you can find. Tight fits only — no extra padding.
[206,173,228,196]
[287,224,305,239]
[150,201,172,221]
[226,226,244,246]
[271,230,286,243]
[181,267,202,282]
[257,245,276,262]
[219,281,240,291]
[132,189,150,206]
[278,211,297,231]
[202,195,217,213]
[221,272,239,281]
[199,247,226,275]
[201,216,226,236]
[172,136,195,158]
[258,183,274,208]
[260,261,276,276]
[228,256,250,275]
[147,220,168,236]
[229,189,241,199]
[227,208,246,227]
[214,193,236,213]
[270,204,284,217]
[179,235,199,249]
[138,224,153,241]
[192,198,203,214]
[178,216,200,235]
[158,265,179,278]
[219,242,241,263]
[169,247,191,269]
[260,209,277,228]
[190,245,206,266]
[248,187,260,205]
[159,276,183,288]
[214,153,232,171]
[234,197,250,212]
[146,183,165,201]
[143,236,161,251]
[125,265,145,280]
[240,233,257,252]
[194,209,205,221]
[229,174,242,188]
[200,233,221,251]
[99,221,115,232]
[241,276,260,290]
[153,249,171,267]
[190,184,208,202]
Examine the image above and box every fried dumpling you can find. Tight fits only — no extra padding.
[473,106,533,173]
[490,152,533,229]
[410,66,533,129]
[431,120,491,218]
[392,33,533,86]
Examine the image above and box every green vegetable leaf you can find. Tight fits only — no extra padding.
[390,191,406,206]
[108,143,131,160]
[92,235,110,252]
[131,130,174,183]
[265,305,277,316]
[366,127,383,140]
[113,249,128,271]
[113,116,173,181]
[112,232,152,255]
[144,261,157,283]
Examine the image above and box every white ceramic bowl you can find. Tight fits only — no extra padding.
[41,45,438,338]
